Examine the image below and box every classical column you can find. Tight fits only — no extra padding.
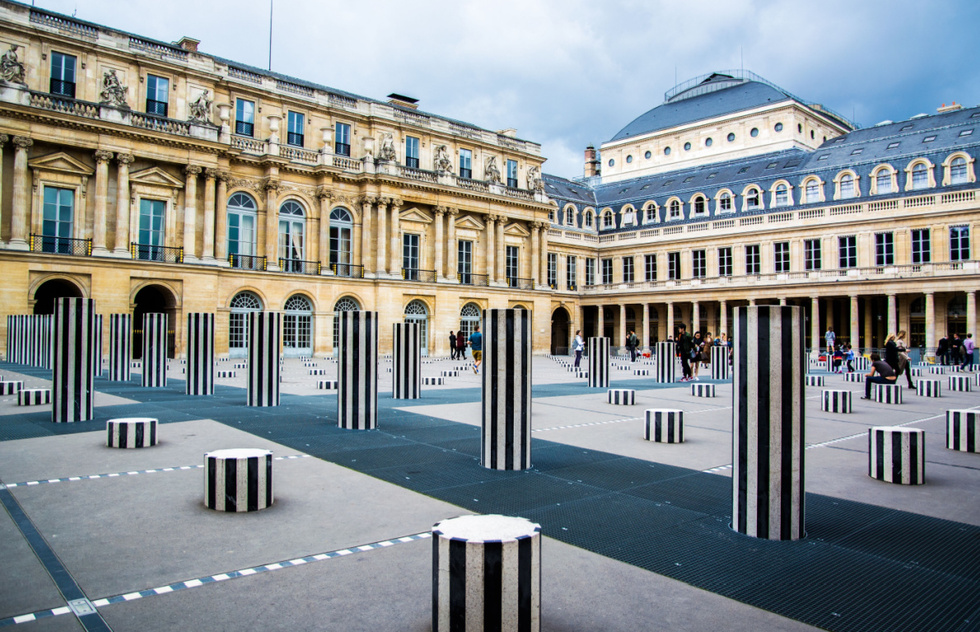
[597,304,605,338]
[642,303,650,352]
[925,292,935,361]
[887,294,897,337]
[539,222,550,287]
[9,136,32,250]
[619,304,626,350]
[316,186,331,271]
[389,198,402,277]
[779,298,787,306]
[968,291,977,342]
[0,134,7,243]
[864,298,873,351]
[214,173,229,263]
[485,215,497,283]
[91,150,113,255]
[530,222,541,285]
[113,153,134,255]
[850,295,860,349]
[748,298,756,306]
[692,301,700,333]
[719,300,728,339]
[433,207,445,280]
[360,196,375,275]
[201,168,217,261]
[182,165,201,260]
[496,215,505,283]
[263,180,279,270]
[376,197,388,275]
[666,302,674,339]
[446,208,458,280]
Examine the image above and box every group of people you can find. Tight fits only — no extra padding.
[676,325,731,382]
[936,333,976,370]
[448,326,483,374]
[863,330,916,398]
[827,342,857,374]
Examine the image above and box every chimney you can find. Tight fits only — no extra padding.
[584,144,600,178]
[938,102,962,113]
[176,37,200,52]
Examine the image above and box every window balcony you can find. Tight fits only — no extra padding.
[229,253,267,270]
[507,277,534,290]
[235,120,254,136]
[30,234,91,256]
[335,142,350,156]
[286,132,304,147]
[330,263,363,278]
[131,243,183,263]
[402,268,436,283]
[279,258,320,275]
[406,156,419,169]
[146,99,168,117]
[49,79,75,98]
[457,272,489,286]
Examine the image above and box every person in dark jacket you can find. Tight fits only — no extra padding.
[449,330,457,360]
[456,330,466,360]
[937,335,949,365]
[677,324,694,382]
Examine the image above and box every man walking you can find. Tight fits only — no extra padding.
[961,333,975,371]
[448,330,457,360]
[677,324,694,382]
[468,324,483,374]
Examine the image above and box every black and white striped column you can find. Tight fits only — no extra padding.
[607,388,635,405]
[917,379,941,398]
[733,305,805,541]
[821,390,852,413]
[52,297,96,423]
[710,344,730,380]
[432,514,541,632]
[946,410,979,453]
[106,417,158,448]
[204,448,273,511]
[805,375,825,387]
[645,409,684,443]
[869,426,924,485]
[392,322,421,399]
[655,341,676,383]
[338,310,378,429]
[948,375,971,392]
[141,313,168,388]
[186,313,215,396]
[108,314,132,382]
[247,312,281,407]
[482,308,533,470]
[91,315,102,376]
[587,337,610,388]
[23,314,36,366]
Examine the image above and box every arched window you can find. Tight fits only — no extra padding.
[875,168,893,194]
[718,192,733,213]
[459,303,481,342]
[692,196,705,215]
[602,210,614,228]
[669,200,681,219]
[584,210,595,228]
[329,207,355,276]
[773,183,790,207]
[745,188,761,210]
[950,157,968,185]
[332,296,360,354]
[564,207,575,226]
[405,300,429,356]
[804,179,821,204]
[839,174,856,199]
[910,163,929,190]
[229,291,262,357]
[228,192,258,266]
[278,200,306,271]
[622,207,636,226]
[548,209,556,223]
[283,294,313,356]
[643,204,657,223]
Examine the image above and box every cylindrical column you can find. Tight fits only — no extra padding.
[182,165,201,259]
[92,150,112,253]
[618,304,626,353]
[864,298,873,351]
[113,154,133,255]
[446,208,458,280]
[641,303,650,353]
[692,301,700,333]
[376,198,388,275]
[482,308,533,470]
[263,182,279,269]
[392,322,420,399]
[317,188,331,270]
[108,314,132,382]
[92,314,102,377]
[530,222,540,285]
[733,305,805,541]
[810,297,820,354]
[202,169,217,260]
[9,136,32,249]
[215,173,229,261]
[432,514,541,632]
[850,295,860,349]
[588,337,610,388]
[204,448,273,512]
[924,292,936,361]
[360,196,374,274]
[539,222,549,288]
[389,199,402,276]
[247,312,281,407]
[339,310,378,429]
[52,297,95,423]
[597,304,605,339]
[968,291,977,344]
[665,302,674,339]
[887,294,897,338]
[39,315,52,370]
[719,300,727,339]
[186,313,214,395]
[655,341,675,383]
[141,313,168,388]
[433,208,445,280]
[710,344,729,380]
[485,215,496,284]
[495,217,505,283]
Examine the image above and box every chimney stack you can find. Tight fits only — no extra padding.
[584,145,600,178]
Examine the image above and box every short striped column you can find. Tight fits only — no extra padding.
[483,308,533,471]
[946,410,979,453]
[869,427,925,485]
[338,310,378,429]
[633,368,650,376]
[853,356,870,372]
[18,388,51,406]
[948,375,971,392]
[691,383,716,397]
[52,298,96,423]
[392,322,421,399]
[216,370,237,378]
[821,390,852,413]
[710,345,730,379]
[805,375,824,387]
[587,337,610,388]
[607,388,635,405]
[928,366,947,375]
[432,514,541,632]
[645,409,684,443]
[0,380,23,394]
[186,313,215,396]
[843,372,862,383]
[204,448,273,512]
[908,367,923,377]
[106,417,158,448]
[916,379,941,398]
[141,313,168,388]
[423,377,445,386]
[655,341,676,383]
[873,383,902,404]
[91,314,103,376]
[108,314,132,382]
[733,305,805,541]
[317,380,338,389]
[247,312,281,407]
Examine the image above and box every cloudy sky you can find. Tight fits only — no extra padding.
[31,0,980,179]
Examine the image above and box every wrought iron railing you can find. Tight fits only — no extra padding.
[279,258,320,275]
[508,277,534,290]
[458,272,489,286]
[131,242,183,263]
[229,253,267,270]
[330,263,363,278]
[402,268,436,283]
[30,234,92,256]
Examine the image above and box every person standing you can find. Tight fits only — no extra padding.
[895,330,915,388]
[456,330,467,360]
[862,352,897,399]
[468,324,483,374]
[677,324,694,382]
[937,334,949,365]
[573,330,584,368]
[691,331,703,381]
[961,333,975,371]
[628,329,639,362]
[448,330,457,360]
[951,334,963,366]
[824,327,836,354]
[701,332,713,377]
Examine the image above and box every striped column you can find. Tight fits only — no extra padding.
[482,308,533,470]
[587,337,610,388]
[186,313,215,396]
[607,388,635,405]
[23,314,36,366]
[338,310,378,429]
[432,514,541,632]
[655,341,675,383]
[805,375,825,387]
[733,305,805,541]
[645,409,684,443]
[946,410,979,453]
[247,312,281,407]
[204,448,274,512]
[948,375,971,392]
[52,297,96,423]
[141,313,168,388]
[392,322,421,399]
[869,426,925,485]
[106,417,158,448]
[710,344,730,379]
[821,390,852,413]
[8,314,24,364]
[91,315,102,376]
[108,314,132,382]
[917,379,941,398]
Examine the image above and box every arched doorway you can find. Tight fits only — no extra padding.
[551,306,570,355]
[32,278,83,315]
[459,303,481,357]
[133,285,177,359]
[283,294,313,356]
[405,300,429,356]
[229,291,262,358]
[332,296,360,355]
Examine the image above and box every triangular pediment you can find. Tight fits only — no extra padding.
[130,166,184,189]
[504,222,530,237]
[399,206,432,224]
[455,215,484,231]
[28,152,94,176]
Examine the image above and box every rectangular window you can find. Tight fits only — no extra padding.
[506,159,518,188]
[405,136,420,168]
[547,253,557,288]
[667,252,681,280]
[228,211,255,256]
[41,186,74,253]
[601,258,613,284]
[286,111,305,147]
[567,256,577,290]
[718,247,732,276]
[49,52,76,98]
[506,245,519,286]
[402,233,420,279]
[911,166,929,190]
[235,99,255,136]
[719,195,732,213]
[805,181,820,204]
[804,239,822,271]
[459,148,472,179]
[623,256,634,283]
[645,254,657,281]
[692,250,706,278]
[146,74,169,116]
[745,244,760,275]
[875,232,894,266]
[335,122,351,156]
[457,240,472,283]
[911,229,931,264]
[774,241,790,273]
[138,198,166,260]
[839,235,857,268]
[585,258,595,286]
[950,225,970,261]
[875,171,892,194]
[840,177,855,198]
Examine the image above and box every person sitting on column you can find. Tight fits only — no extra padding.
[449,330,457,360]
[468,324,482,374]
[862,352,896,399]
[573,330,584,368]
[825,326,836,354]
[677,324,694,382]
[961,333,975,371]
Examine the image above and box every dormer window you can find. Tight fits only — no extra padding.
[718,192,733,213]
[746,188,761,209]
[693,196,706,215]
[669,200,681,219]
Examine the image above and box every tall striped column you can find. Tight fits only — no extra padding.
[338,310,378,429]
[36,315,52,369]
[91,314,103,376]
[587,337,610,388]
[392,322,420,399]
[733,305,805,541]
[247,312,281,407]
[108,314,132,382]
[655,341,676,383]
[711,344,730,380]
[186,313,215,395]
[24,314,37,366]
[52,297,95,423]
[141,313,168,388]
[482,308,533,470]
[4,315,11,363]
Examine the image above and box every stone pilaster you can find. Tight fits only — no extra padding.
[92,150,113,255]
[9,135,32,250]
[113,153,134,255]
[183,165,202,260]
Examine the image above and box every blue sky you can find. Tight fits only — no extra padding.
[30,0,980,179]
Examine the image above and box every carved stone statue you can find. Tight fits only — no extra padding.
[484,156,501,184]
[0,44,25,84]
[379,132,396,162]
[528,166,543,191]
[188,90,213,124]
[99,69,129,108]
[434,144,453,173]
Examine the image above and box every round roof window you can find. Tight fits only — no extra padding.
[608,159,615,167]
[683,142,692,151]
[727,132,735,142]
[775,122,783,132]
[644,150,652,159]
[626,155,633,164]
[705,137,713,147]
[750,128,759,138]
[664,147,671,156]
